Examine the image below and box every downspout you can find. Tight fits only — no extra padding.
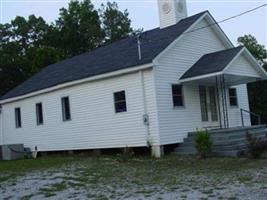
[139,70,151,146]
[0,105,3,145]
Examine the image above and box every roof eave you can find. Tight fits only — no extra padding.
[0,63,153,105]
[179,72,223,83]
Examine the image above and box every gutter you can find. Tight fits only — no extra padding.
[0,105,3,145]
[0,63,153,105]
[139,70,150,146]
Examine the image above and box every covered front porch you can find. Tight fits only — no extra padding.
[179,46,267,130]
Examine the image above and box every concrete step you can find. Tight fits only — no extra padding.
[213,149,247,157]
[211,131,267,142]
[175,146,196,152]
[174,151,196,155]
[178,142,248,152]
[188,125,267,137]
[185,129,267,143]
[214,139,247,145]
[213,143,248,151]
[175,125,267,157]
[174,146,197,155]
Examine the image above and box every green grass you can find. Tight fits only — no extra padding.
[38,181,68,197]
[1,155,267,199]
[0,156,82,183]
[0,156,81,173]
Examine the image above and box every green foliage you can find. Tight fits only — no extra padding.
[55,0,104,57]
[0,0,137,96]
[238,35,267,64]
[194,129,213,158]
[100,2,134,44]
[117,146,135,162]
[246,132,267,159]
[238,35,267,124]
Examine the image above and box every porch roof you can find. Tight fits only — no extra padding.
[179,46,267,85]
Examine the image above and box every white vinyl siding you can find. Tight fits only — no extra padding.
[228,84,251,127]
[225,54,261,78]
[1,69,160,151]
[154,17,227,144]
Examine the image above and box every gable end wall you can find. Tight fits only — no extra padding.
[154,17,250,145]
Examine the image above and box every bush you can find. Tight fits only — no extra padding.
[117,146,135,162]
[194,129,213,158]
[246,132,267,159]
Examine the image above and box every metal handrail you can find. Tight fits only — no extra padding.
[240,108,261,127]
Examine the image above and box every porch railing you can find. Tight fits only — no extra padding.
[240,108,261,127]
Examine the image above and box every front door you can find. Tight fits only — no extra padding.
[199,85,219,128]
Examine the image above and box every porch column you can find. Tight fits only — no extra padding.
[218,75,229,128]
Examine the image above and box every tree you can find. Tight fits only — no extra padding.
[238,35,267,65]
[0,0,138,96]
[0,15,59,95]
[238,35,267,123]
[100,2,133,44]
[54,0,104,57]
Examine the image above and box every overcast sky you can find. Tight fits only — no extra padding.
[1,0,266,46]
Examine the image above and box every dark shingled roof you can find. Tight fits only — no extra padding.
[180,46,244,80]
[0,11,206,101]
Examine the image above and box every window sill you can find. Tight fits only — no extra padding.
[173,106,186,110]
[63,119,72,122]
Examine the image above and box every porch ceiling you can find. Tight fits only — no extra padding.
[179,46,267,86]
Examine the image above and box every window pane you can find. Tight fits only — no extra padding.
[229,88,236,97]
[172,85,182,95]
[36,103,43,125]
[62,97,71,121]
[15,107,21,128]
[173,96,183,107]
[229,88,238,106]
[172,85,184,107]
[114,91,125,102]
[115,102,127,113]
[209,87,218,122]
[230,98,237,106]
[199,86,208,122]
[114,91,127,113]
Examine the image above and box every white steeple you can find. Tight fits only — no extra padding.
[157,0,188,29]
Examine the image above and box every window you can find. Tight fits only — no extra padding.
[36,103,44,125]
[114,91,127,113]
[229,88,238,106]
[15,107,22,128]
[61,96,71,121]
[172,84,184,107]
[199,86,208,121]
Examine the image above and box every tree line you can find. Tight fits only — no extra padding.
[238,35,267,124]
[0,0,138,96]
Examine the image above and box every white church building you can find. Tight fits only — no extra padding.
[0,0,266,157]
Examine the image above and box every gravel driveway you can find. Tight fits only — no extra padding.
[0,156,267,200]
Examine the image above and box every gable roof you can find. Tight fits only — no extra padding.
[180,46,244,80]
[0,11,207,101]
